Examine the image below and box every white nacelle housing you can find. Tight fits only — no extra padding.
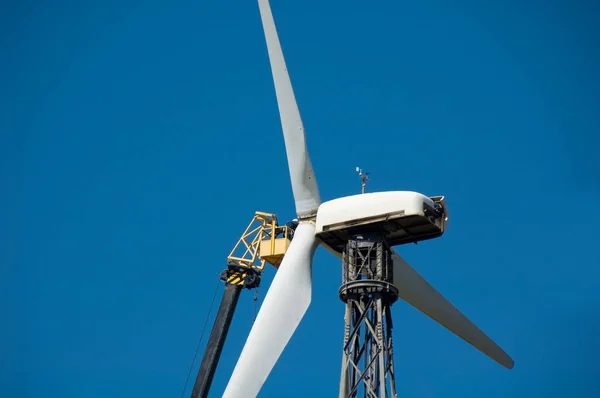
[315,191,448,253]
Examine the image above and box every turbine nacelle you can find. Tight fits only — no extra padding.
[315,191,448,252]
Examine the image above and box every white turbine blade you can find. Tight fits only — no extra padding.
[390,250,514,369]
[223,223,319,398]
[258,0,321,218]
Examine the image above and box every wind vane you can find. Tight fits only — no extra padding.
[356,166,369,194]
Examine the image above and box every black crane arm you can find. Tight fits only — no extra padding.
[188,212,295,398]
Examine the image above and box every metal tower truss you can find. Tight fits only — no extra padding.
[339,234,399,398]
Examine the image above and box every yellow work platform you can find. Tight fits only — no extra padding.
[259,237,291,268]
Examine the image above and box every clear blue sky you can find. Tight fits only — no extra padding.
[2,0,599,397]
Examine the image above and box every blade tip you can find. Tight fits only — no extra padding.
[503,358,515,369]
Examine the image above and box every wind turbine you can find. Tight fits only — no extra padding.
[222,1,514,397]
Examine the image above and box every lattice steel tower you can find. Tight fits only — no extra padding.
[337,172,397,398]
[339,235,399,398]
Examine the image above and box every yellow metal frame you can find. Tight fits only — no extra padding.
[225,211,293,286]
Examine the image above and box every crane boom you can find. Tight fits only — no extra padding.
[189,212,295,398]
